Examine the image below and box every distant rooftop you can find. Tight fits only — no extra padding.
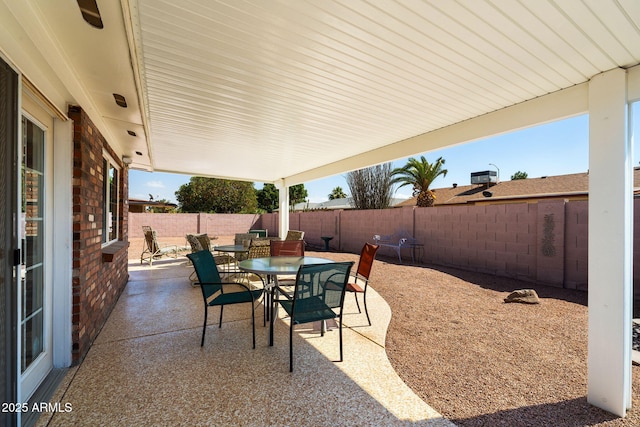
[128,198,177,213]
[397,168,640,207]
[288,197,408,211]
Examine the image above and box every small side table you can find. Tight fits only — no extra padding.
[320,236,333,251]
[409,243,424,263]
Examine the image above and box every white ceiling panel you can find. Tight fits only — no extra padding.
[6,0,639,183]
[121,0,640,183]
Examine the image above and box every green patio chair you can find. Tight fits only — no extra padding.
[187,250,264,348]
[274,261,354,372]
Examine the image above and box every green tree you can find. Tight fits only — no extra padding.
[328,186,348,200]
[346,163,394,210]
[255,183,308,211]
[256,183,279,213]
[288,184,308,207]
[511,171,528,180]
[175,177,257,213]
[391,156,448,207]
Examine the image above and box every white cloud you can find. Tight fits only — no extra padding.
[146,180,165,188]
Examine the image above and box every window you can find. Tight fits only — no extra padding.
[102,153,119,244]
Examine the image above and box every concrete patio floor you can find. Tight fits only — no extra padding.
[36,255,454,426]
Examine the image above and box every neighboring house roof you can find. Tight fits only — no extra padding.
[128,198,177,212]
[397,168,640,207]
[288,197,408,211]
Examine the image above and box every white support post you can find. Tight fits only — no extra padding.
[275,180,289,240]
[52,118,73,368]
[587,68,633,416]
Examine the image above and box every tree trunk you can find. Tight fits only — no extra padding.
[416,190,435,207]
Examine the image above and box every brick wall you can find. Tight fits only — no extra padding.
[69,106,129,364]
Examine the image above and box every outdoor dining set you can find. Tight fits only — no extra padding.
[139,225,381,371]
[180,229,380,372]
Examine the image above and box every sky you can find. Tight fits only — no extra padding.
[129,103,640,204]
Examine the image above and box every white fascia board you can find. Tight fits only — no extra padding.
[284,83,589,186]
[120,0,154,166]
[628,64,640,103]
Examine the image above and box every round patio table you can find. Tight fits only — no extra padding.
[213,244,249,275]
[238,256,332,276]
[238,256,334,345]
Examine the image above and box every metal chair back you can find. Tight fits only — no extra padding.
[270,239,304,256]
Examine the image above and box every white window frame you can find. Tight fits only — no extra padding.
[102,150,120,246]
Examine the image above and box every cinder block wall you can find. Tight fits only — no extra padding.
[129,212,262,239]
[563,201,589,290]
[297,210,342,250]
[129,199,640,294]
[70,106,129,364]
[414,203,539,280]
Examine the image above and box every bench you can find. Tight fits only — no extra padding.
[373,233,423,264]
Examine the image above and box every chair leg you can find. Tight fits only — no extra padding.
[201,305,208,347]
[251,301,256,349]
[339,319,343,362]
[262,297,267,327]
[353,292,362,313]
[219,305,224,328]
[256,278,266,327]
[189,269,197,285]
[363,290,371,326]
[270,289,276,347]
[289,323,294,372]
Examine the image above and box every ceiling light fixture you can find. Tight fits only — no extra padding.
[113,93,127,108]
[76,0,103,29]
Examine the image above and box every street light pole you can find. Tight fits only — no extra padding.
[489,163,500,183]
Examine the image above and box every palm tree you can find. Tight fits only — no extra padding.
[328,186,348,200]
[391,156,448,207]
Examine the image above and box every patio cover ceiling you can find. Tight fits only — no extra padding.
[7,0,640,185]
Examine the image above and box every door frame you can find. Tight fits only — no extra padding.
[19,95,55,402]
[18,80,73,399]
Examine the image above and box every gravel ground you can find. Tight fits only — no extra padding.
[131,238,639,426]
[318,251,640,427]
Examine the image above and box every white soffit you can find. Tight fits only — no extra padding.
[5,1,640,182]
[129,0,640,183]
[52,0,639,183]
